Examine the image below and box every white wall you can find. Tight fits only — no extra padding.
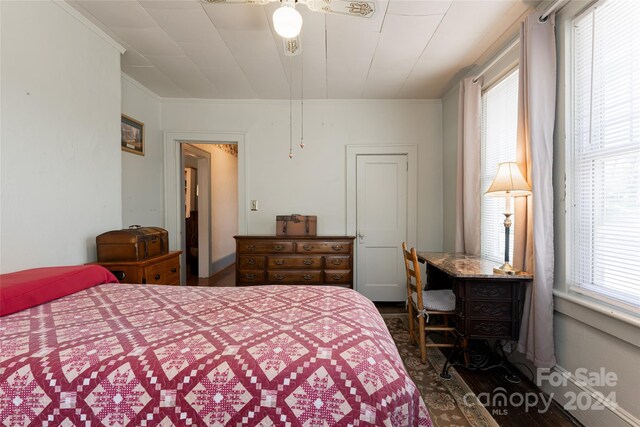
[441,86,459,253]
[0,1,122,273]
[121,75,163,228]
[162,100,443,250]
[193,144,238,273]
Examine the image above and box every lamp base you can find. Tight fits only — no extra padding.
[493,263,518,275]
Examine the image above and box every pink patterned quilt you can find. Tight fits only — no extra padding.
[0,284,431,426]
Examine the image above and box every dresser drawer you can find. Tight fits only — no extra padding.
[163,257,180,285]
[239,256,266,268]
[144,263,165,284]
[324,270,351,284]
[268,270,322,283]
[296,241,351,254]
[238,269,265,284]
[238,241,294,254]
[268,256,322,269]
[468,300,512,320]
[324,255,351,268]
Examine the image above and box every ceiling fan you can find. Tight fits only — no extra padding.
[202,0,376,55]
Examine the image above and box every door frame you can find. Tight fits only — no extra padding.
[164,131,247,285]
[346,145,418,295]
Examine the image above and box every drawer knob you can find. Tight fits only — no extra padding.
[170,268,177,273]
[247,245,256,251]
[155,274,161,280]
[332,274,343,280]
[303,245,313,251]
[303,274,313,281]
[247,258,256,265]
[274,245,284,251]
[332,245,343,251]
[330,259,342,265]
[275,259,285,265]
[275,274,285,280]
[245,274,255,280]
[303,259,313,265]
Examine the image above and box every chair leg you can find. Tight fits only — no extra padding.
[443,316,449,341]
[407,304,415,344]
[418,315,427,365]
[462,338,470,366]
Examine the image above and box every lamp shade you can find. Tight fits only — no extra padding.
[485,162,531,197]
[273,4,302,38]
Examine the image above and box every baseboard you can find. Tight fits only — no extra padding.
[210,253,235,276]
[537,365,640,427]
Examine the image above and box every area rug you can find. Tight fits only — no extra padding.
[383,314,499,427]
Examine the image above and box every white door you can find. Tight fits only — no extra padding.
[356,154,408,301]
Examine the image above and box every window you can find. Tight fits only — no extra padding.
[481,69,519,264]
[571,0,640,308]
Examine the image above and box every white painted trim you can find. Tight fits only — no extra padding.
[164,131,247,284]
[346,145,418,296]
[553,291,640,347]
[160,98,441,106]
[121,73,162,103]
[53,1,125,54]
[540,365,640,427]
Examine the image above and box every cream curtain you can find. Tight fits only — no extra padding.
[455,77,482,255]
[513,11,557,368]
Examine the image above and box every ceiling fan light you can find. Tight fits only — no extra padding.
[273,4,302,38]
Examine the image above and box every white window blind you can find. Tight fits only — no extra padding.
[481,70,519,264]
[571,0,640,308]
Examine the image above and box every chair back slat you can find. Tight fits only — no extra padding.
[402,242,424,308]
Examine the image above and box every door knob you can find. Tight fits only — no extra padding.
[358,231,365,243]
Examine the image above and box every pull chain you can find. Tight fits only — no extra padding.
[289,56,293,159]
[300,49,304,149]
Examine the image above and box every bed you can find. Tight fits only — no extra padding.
[0,266,431,426]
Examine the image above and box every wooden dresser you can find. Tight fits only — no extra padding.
[92,251,182,286]
[234,236,355,287]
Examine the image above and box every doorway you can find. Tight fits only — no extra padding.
[346,145,418,302]
[164,132,246,286]
[181,142,239,283]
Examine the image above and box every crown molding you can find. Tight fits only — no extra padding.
[160,98,441,105]
[54,1,125,54]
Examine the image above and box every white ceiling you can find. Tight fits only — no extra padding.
[68,0,536,99]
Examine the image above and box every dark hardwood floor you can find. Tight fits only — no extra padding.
[186,263,236,287]
[374,302,582,427]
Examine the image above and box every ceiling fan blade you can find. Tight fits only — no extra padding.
[201,0,273,4]
[303,0,375,18]
[284,37,301,56]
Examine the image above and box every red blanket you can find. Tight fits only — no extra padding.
[0,284,431,426]
[0,265,118,317]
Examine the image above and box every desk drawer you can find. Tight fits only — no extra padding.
[268,270,322,283]
[468,301,512,320]
[468,320,513,338]
[468,283,511,300]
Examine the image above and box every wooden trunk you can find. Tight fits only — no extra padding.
[96,226,168,262]
[276,215,317,236]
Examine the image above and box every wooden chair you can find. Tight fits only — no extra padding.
[402,242,458,365]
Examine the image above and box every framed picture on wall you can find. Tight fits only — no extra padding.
[121,114,144,156]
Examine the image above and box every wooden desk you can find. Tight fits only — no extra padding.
[416,252,532,342]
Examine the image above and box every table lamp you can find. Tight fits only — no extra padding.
[485,162,531,274]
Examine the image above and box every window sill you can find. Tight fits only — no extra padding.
[553,290,640,347]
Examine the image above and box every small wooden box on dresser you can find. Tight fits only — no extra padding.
[91,251,182,286]
[234,236,355,287]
